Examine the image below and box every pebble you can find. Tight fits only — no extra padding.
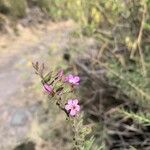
[10,109,29,126]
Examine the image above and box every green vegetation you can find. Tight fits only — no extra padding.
[0,0,27,18]
[1,0,150,149]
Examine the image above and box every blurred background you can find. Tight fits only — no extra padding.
[0,0,150,150]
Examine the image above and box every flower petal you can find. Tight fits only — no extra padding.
[68,74,73,79]
[68,99,73,105]
[43,84,52,93]
[72,99,79,105]
[74,76,80,82]
[75,105,80,112]
[70,109,76,116]
[65,104,71,111]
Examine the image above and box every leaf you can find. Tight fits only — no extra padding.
[43,72,52,83]
[80,136,95,150]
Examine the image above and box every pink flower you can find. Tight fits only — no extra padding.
[43,83,53,94]
[65,99,80,116]
[65,74,80,85]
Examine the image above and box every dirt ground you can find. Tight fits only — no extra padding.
[0,18,98,149]
[0,20,76,150]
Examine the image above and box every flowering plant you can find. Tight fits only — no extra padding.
[32,61,80,117]
[32,62,93,149]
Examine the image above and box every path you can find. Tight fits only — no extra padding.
[0,21,75,150]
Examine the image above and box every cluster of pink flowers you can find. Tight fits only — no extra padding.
[43,70,80,117]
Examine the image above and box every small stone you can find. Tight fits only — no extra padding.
[14,141,35,150]
[11,109,29,126]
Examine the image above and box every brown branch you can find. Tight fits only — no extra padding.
[130,1,147,76]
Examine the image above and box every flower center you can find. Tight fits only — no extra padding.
[72,105,76,110]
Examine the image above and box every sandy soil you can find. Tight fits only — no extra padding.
[0,20,75,150]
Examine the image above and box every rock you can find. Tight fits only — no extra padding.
[14,141,35,150]
[11,109,29,126]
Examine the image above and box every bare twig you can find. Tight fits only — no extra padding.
[130,1,147,76]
